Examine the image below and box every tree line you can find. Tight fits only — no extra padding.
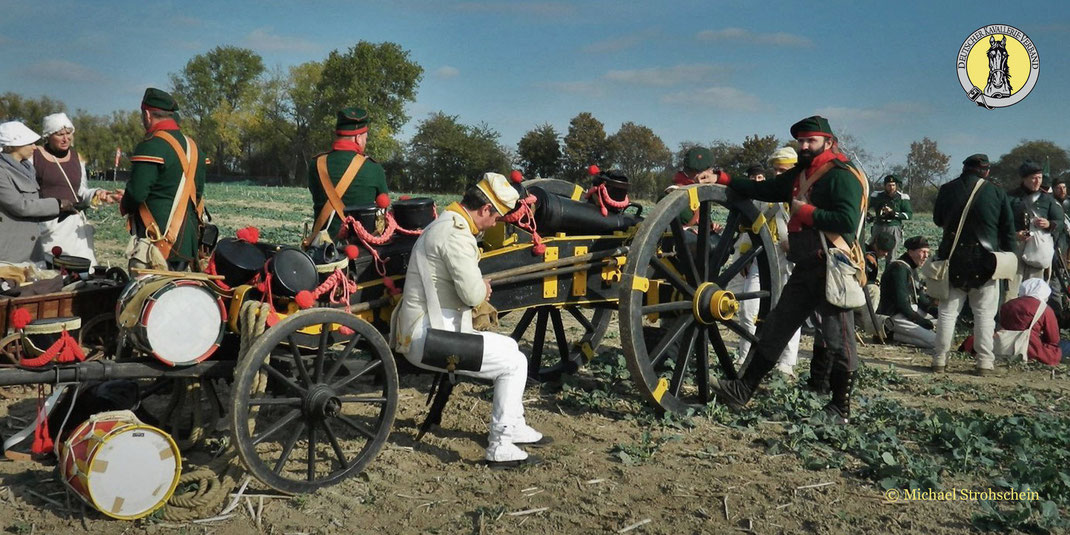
[2,41,1068,205]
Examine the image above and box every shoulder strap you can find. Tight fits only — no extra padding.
[946,179,986,260]
[818,163,869,250]
[1028,300,1047,329]
[149,131,201,260]
[305,153,366,246]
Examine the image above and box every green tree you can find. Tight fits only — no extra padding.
[405,112,510,193]
[315,42,423,163]
[903,137,950,195]
[993,140,1070,188]
[562,112,608,182]
[737,134,780,175]
[72,110,143,177]
[606,122,672,200]
[517,123,562,179]
[169,46,265,174]
[0,93,68,130]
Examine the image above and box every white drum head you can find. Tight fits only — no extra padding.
[87,425,179,518]
[144,284,222,365]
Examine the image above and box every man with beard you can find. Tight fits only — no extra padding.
[869,174,912,268]
[711,116,868,424]
[1006,160,1063,299]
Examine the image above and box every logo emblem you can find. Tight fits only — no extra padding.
[957,24,1039,109]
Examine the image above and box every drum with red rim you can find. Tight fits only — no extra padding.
[116,275,226,366]
[59,410,181,520]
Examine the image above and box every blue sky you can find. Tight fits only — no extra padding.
[2,0,1068,176]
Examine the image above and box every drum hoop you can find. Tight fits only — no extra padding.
[137,280,226,366]
[76,422,182,520]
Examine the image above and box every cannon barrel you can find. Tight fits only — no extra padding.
[530,186,641,235]
[0,360,236,387]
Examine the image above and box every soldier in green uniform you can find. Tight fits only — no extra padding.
[307,107,389,241]
[931,154,1016,375]
[121,88,206,270]
[878,236,937,349]
[1007,160,1064,296]
[711,116,868,424]
[1053,175,1070,264]
[869,174,911,267]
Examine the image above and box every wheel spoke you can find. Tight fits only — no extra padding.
[330,360,382,390]
[733,291,770,301]
[697,200,712,281]
[314,325,330,383]
[261,364,308,395]
[669,326,698,397]
[324,330,364,383]
[694,329,710,402]
[287,335,314,387]
[641,301,692,315]
[706,325,737,380]
[565,306,595,332]
[529,309,549,377]
[721,318,760,347]
[336,395,388,403]
[716,244,764,287]
[670,218,700,287]
[307,424,317,481]
[321,420,350,470]
[273,422,306,474]
[510,308,538,339]
[252,408,302,446]
[336,414,377,440]
[707,211,740,275]
[651,257,695,296]
[649,315,694,368]
[248,397,302,407]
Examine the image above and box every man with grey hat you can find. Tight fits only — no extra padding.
[869,174,912,268]
[0,121,76,263]
[878,236,937,349]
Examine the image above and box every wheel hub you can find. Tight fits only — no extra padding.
[304,385,341,419]
[693,282,738,324]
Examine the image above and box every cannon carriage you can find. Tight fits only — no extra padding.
[0,178,782,501]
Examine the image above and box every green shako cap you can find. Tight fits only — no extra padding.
[683,147,713,172]
[962,153,989,167]
[883,174,901,185]
[336,107,369,134]
[905,236,930,250]
[1018,160,1043,178]
[141,87,178,112]
[790,116,834,139]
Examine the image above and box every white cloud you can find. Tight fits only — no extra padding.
[662,86,761,111]
[244,27,319,53]
[21,59,105,84]
[603,64,728,87]
[697,27,813,47]
[453,2,575,17]
[815,102,931,124]
[541,81,606,98]
[434,66,460,79]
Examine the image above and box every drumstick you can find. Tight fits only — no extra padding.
[131,268,226,281]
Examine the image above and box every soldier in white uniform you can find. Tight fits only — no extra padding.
[391,173,546,466]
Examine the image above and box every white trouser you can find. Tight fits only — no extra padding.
[890,307,936,349]
[731,261,800,368]
[405,309,528,436]
[933,280,999,369]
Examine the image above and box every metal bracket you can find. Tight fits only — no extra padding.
[687,187,701,212]
[543,247,559,298]
[572,246,588,297]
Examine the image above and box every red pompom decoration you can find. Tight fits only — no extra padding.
[50,246,63,257]
[295,290,315,310]
[344,245,360,260]
[587,165,600,176]
[235,226,260,244]
[11,308,32,330]
[533,243,547,256]
[375,193,391,209]
[510,170,524,183]
[399,195,412,201]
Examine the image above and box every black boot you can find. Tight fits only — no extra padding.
[819,368,855,425]
[713,353,778,410]
[804,343,832,394]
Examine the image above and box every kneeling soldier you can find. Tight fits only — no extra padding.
[391,173,547,467]
[877,236,937,349]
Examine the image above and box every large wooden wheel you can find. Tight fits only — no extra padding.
[230,308,398,494]
[620,185,782,414]
[509,305,612,381]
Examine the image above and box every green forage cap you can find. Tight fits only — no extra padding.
[141,88,178,112]
[1018,160,1043,177]
[335,107,369,134]
[883,174,901,185]
[905,236,930,250]
[684,147,713,172]
[962,153,989,167]
[789,116,834,139]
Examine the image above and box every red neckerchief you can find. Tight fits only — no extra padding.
[673,171,694,186]
[146,119,180,134]
[332,139,364,154]
[793,149,848,197]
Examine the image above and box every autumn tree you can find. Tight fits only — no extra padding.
[903,137,951,195]
[517,123,562,179]
[606,122,672,200]
[405,112,510,193]
[561,112,608,182]
[993,140,1070,188]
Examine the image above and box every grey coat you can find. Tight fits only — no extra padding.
[0,153,60,263]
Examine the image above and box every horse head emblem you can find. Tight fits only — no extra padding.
[984,35,1012,98]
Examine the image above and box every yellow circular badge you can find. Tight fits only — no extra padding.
[957,24,1039,108]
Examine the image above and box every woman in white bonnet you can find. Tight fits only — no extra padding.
[33,112,119,265]
[0,120,75,263]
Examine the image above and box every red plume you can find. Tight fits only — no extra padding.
[510,170,524,183]
[399,195,412,201]
[375,193,391,209]
[344,245,360,260]
[295,291,315,310]
[587,165,600,176]
[11,308,32,330]
[50,246,63,257]
[236,226,260,244]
